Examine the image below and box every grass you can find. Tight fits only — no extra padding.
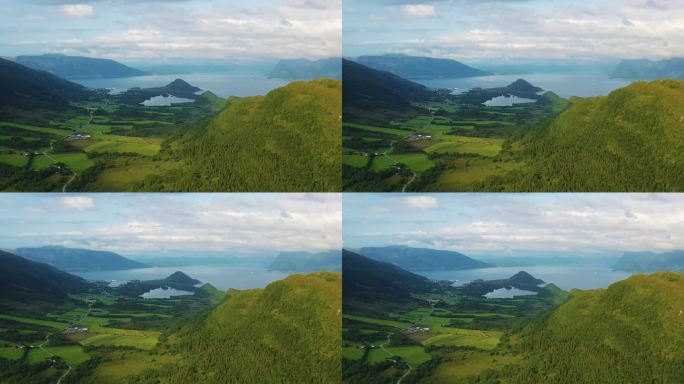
[343,314,410,329]
[366,348,392,364]
[344,122,409,136]
[422,329,502,350]
[87,157,183,191]
[424,350,520,383]
[430,158,524,191]
[81,329,159,350]
[45,345,90,365]
[0,154,29,167]
[343,154,369,168]
[391,153,435,173]
[84,140,161,156]
[32,153,94,172]
[0,314,67,329]
[0,347,23,360]
[386,345,432,366]
[26,348,52,364]
[0,122,71,137]
[85,350,178,383]
[424,136,503,157]
[342,347,365,360]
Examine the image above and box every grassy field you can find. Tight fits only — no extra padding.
[45,345,91,365]
[343,314,410,329]
[386,346,432,366]
[424,136,503,157]
[0,347,24,360]
[32,153,95,171]
[343,154,369,168]
[83,350,178,384]
[342,347,365,360]
[0,314,67,329]
[423,350,520,384]
[0,122,72,137]
[422,329,502,350]
[0,154,29,167]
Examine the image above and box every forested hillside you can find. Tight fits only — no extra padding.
[492,79,684,191]
[14,246,147,271]
[140,78,341,191]
[497,272,684,383]
[131,272,341,383]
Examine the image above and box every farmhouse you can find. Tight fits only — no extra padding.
[407,134,432,142]
[66,132,92,141]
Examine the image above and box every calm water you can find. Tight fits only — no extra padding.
[483,95,536,107]
[419,266,631,290]
[74,73,288,98]
[141,95,194,106]
[140,287,194,299]
[74,266,289,291]
[417,74,631,98]
[483,287,538,299]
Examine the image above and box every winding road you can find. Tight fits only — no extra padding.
[42,110,93,192]
[383,110,435,192]
[37,303,92,384]
[378,302,435,384]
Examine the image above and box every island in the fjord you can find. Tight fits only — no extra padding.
[343,56,684,192]
[0,55,341,192]
[0,248,341,383]
[341,249,684,384]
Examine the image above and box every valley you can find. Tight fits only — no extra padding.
[341,249,684,384]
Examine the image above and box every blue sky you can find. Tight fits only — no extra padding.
[343,193,684,259]
[0,0,340,63]
[0,193,341,258]
[344,0,684,63]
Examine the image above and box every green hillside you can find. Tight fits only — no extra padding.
[505,79,684,191]
[503,272,684,383]
[0,250,90,301]
[132,272,342,383]
[140,78,341,191]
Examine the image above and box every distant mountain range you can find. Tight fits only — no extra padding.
[268,58,341,80]
[0,57,92,109]
[613,250,684,272]
[355,54,491,79]
[14,246,147,272]
[356,245,492,271]
[15,54,149,80]
[611,58,684,80]
[0,249,90,301]
[146,272,341,382]
[269,250,341,272]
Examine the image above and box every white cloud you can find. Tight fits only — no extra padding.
[402,4,435,18]
[62,4,94,19]
[60,196,94,211]
[405,196,439,209]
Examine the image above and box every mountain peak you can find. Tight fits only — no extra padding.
[165,78,200,92]
[507,79,542,92]
[509,271,544,285]
[165,271,201,285]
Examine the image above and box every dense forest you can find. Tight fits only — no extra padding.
[140,79,341,192]
[130,272,342,383]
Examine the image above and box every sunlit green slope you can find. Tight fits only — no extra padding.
[507,272,684,383]
[510,79,684,191]
[132,272,341,383]
[141,78,341,192]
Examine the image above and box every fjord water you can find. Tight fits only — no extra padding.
[141,95,194,106]
[484,287,538,299]
[74,73,288,97]
[420,265,632,290]
[418,73,631,98]
[74,266,289,290]
[140,287,194,299]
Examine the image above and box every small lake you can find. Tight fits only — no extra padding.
[416,73,631,98]
[141,95,194,107]
[140,287,194,299]
[74,266,289,291]
[74,73,289,98]
[419,265,631,290]
[482,95,536,107]
[483,287,538,299]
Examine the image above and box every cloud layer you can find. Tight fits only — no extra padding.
[1,0,341,61]
[0,193,341,256]
[344,0,684,61]
[344,194,684,259]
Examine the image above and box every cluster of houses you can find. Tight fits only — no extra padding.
[66,132,92,141]
[404,325,431,333]
[65,325,89,333]
[407,133,432,142]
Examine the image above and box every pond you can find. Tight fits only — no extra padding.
[483,287,538,299]
[140,287,194,299]
[482,95,536,107]
[140,95,194,107]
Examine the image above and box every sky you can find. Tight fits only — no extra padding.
[0,193,341,258]
[0,0,340,63]
[344,0,684,63]
[343,193,684,260]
